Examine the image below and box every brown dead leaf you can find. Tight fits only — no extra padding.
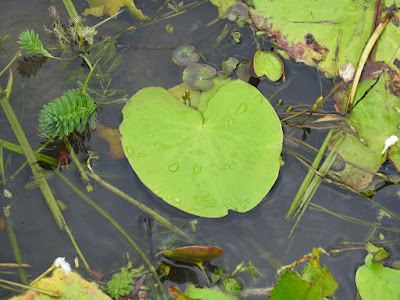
[94,123,125,159]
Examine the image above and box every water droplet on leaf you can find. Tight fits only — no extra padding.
[174,197,181,203]
[235,103,247,115]
[255,95,263,103]
[222,163,231,170]
[169,162,179,172]
[193,164,202,174]
[126,147,134,155]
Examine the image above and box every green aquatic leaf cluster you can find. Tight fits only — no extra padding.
[17,30,53,58]
[39,88,97,139]
[270,248,338,300]
[66,38,126,104]
[107,267,135,300]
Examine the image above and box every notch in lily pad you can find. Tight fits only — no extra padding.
[183,63,217,90]
[172,44,200,66]
[252,49,284,81]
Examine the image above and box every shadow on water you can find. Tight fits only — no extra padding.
[0,0,399,299]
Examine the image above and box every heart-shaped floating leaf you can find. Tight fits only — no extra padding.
[252,50,283,81]
[120,79,283,217]
[162,246,223,265]
[183,63,217,90]
[172,45,200,66]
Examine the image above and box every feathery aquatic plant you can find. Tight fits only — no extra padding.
[39,89,97,139]
[18,30,54,58]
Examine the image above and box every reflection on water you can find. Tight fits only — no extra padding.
[0,1,399,299]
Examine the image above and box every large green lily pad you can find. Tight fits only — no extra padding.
[330,64,400,190]
[120,79,283,217]
[249,0,400,77]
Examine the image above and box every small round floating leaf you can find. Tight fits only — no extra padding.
[226,3,249,21]
[120,79,283,217]
[183,63,217,90]
[172,45,199,66]
[162,246,223,265]
[218,57,239,78]
[252,50,284,81]
[232,31,241,43]
[165,24,174,34]
[210,0,239,19]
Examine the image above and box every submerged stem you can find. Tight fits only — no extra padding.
[3,206,29,285]
[86,170,196,244]
[0,71,64,229]
[0,278,59,297]
[61,0,78,19]
[63,137,93,192]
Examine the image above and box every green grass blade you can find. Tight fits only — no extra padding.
[286,129,334,220]
[289,135,344,237]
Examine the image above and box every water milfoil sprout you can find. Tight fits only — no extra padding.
[38,89,97,139]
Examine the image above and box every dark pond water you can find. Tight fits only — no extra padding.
[1,1,399,299]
